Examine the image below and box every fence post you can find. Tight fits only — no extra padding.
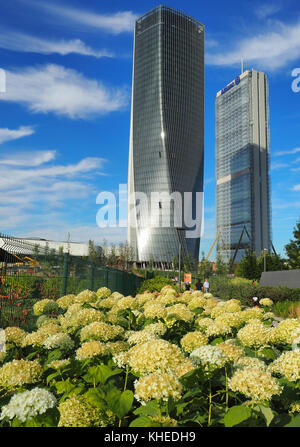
[61,253,69,297]
[89,262,95,291]
[105,267,109,288]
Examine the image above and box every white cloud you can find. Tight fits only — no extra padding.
[291,185,300,190]
[0,30,113,58]
[0,150,107,236]
[255,4,282,19]
[19,224,127,245]
[0,155,106,190]
[0,64,129,119]
[0,126,35,144]
[207,20,300,70]
[273,200,300,208]
[275,147,300,156]
[270,162,290,170]
[30,2,137,34]
[0,150,56,166]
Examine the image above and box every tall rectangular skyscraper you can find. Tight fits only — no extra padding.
[215,69,271,262]
[127,6,205,264]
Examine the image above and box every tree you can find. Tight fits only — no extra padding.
[58,246,64,272]
[33,243,40,260]
[227,258,234,275]
[118,243,125,270]
[215,252,227,276]
[148,253,154,271]
[183,253,193,273]
[235,249,259,280]
[285,218,300,269]
[107,245,118,267]
[257,251,289,273]
[101,239,108,265]
[172,255,178,270]
[44,242,50,258]
[198,251,212,279]
[88,240,101,265]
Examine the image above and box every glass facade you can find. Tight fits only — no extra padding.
[215,70,271,262]
[128,6,205,263]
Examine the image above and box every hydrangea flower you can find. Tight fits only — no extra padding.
[0,388,57,422]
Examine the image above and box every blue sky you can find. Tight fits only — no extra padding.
[0,0,299,260]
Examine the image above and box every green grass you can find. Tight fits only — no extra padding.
[272,300,300,319]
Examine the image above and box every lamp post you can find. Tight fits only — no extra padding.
[176,227,185,294]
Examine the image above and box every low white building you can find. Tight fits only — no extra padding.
[0,237,101,257]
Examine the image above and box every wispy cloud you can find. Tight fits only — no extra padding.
[272,200,300,209]
[0,64,129,119]
[270,162,290,170]
[291,185,300,191]
[255,3,282,19]
[275,147,300,156]
[0,30,113,58]
[0,126,35,144]
[0,154,106,189]
[207,19,300,70]
[29,2,137,34]
[0,150,107,234]
[0,150,56,166]
[19,224,127,245]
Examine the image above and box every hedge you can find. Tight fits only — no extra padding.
[210,276,300,306]
[138,276,177,294]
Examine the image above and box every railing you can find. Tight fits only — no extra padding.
[0,233,143,329]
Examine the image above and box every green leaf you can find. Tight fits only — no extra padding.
[259,347,277,361]
[129,416,153,427]
[84,388,106,409]
[257,405,274,427]
[224,405,252,427]
[107,389,134,419]
[211,337,224,345]
[134,400,160,417]
[26,351,39,361]
[55,378,76,395]
[46,349,63,365]
[11,418,24,427]
[192,308,204,315]
[284,414,300,427]
[86,365,123,385]
[46,371,61,385]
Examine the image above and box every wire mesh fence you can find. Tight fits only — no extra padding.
[0,233,144,330]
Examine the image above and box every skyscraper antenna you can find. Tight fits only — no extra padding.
[241,56,244,74]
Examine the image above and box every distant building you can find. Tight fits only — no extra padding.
[2,237,100,257]
[127,5,205,265]
[215,69,272,262]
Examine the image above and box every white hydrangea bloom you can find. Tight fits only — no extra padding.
[0,388,57,422]
[43,333,74,351]
[190,345,226,371]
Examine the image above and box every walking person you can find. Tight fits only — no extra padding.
[195,279,203,291]
[203,278,210,293]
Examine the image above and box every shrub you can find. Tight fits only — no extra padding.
[139,276,177,294]
[210,277,300,306]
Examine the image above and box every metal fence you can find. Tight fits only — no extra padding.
[0,233,144,329]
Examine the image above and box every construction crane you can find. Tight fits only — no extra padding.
[204,231,228,262]
[205,232,220,262]
[12,254,39,267]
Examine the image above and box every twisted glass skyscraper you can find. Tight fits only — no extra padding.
[127,6,205,264]
[215,69,272,262]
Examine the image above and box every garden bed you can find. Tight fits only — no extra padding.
[0,287,300,427]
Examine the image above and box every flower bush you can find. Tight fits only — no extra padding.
[1,286,300,428]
